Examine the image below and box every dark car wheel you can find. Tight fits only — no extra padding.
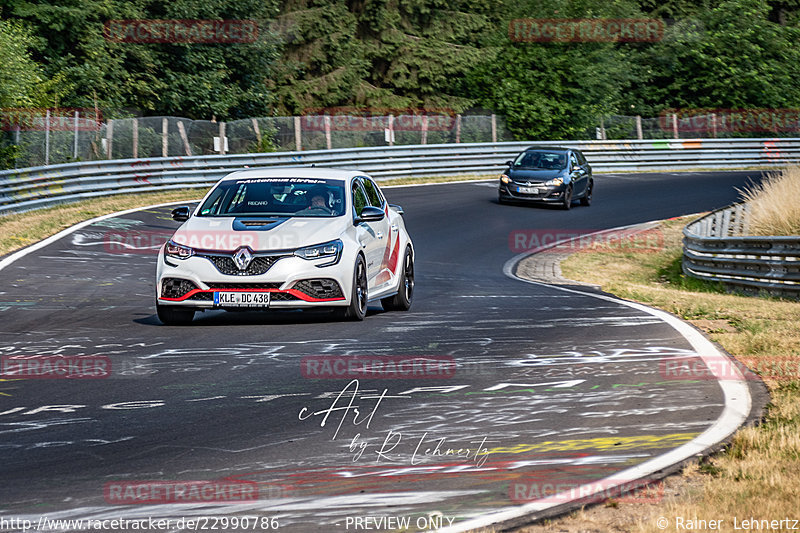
[382,246,414,311]
[498,193,508,204]
[561,185,573,210]
[580,180,593,206]
[335,255,367,321]
[156,304,195,325]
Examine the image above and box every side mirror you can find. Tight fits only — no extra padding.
[505,160,514,166]
[171,206,191,222]
[354,206,385,225]
[389,204,404,215]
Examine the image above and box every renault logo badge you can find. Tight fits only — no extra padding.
[233,246,254,271]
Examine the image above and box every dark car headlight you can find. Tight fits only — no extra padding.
[294,239,343,267]
[165,240,194,259]
[500,174,512,184]
[545,177,564,187]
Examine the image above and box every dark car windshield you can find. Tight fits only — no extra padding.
[513,151,567,170]
[197,177,346,217]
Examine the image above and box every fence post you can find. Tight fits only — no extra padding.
[162,118,168,157]
[421,115,428,144]
[177,121,192,156]
[600,117,606,140]
[455,114,462,143]
[132,118,139,158]
[388,115,394,146]
[106,119,114,159]
[636,115,643,140]
[491,113,497,143]
[711,113,717,138]
[294,116,302,151]
[672,113,679,139]
[252,118,262,145]
[324,115,332,150]
[219,121,226,155]
[45,109,51,165]
[73,110,80,159]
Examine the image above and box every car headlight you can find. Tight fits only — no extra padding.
[500,175,512,184]
[545,177,564,187]
[165,240,194,259]
[294,239,343,267]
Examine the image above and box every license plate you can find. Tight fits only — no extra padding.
[516,186,539,194]
[214,291,271,307]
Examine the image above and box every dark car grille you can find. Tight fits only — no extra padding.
[199,254,284,276]
[161,278,198,299]
[205,282,283,290]
[293,279,344,300]
[271,292,300,301]
[188,292,214,301]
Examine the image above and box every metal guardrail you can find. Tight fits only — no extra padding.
[683,204,800,298]
[2,137,800,214]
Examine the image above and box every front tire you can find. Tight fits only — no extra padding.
[156,304,195,325]
[382,246,414,311]
[335,254,367,321]
[561,185,573,210]
[580,180,593,206]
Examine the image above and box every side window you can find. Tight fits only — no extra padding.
[569,152,579,170]
[576,151,587,165]
[352,179,368,217]
[362,178,384,208]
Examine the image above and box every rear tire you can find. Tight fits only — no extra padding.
[156,304,195,325]
[335,255,367,321]
[382,246,414,311]
[580,181,593,206]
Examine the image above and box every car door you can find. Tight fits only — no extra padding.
[362,177,396,290]
[569,151,588,196]
[351,178,387,291]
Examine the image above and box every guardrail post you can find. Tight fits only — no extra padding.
[162,118,168,157]
[294,116,302,151]
[636,115,643,140]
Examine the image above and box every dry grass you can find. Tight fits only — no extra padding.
[545,217,800,533]
[739,165,800,236]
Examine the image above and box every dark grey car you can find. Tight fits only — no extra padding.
[498,146,593,209]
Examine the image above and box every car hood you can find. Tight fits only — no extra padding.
[171,216,349,252]
[507,169,565,182]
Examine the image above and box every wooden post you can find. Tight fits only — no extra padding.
[177,121,192,155]
[388,115,394,146]
[45,109,51,165]
[132,118,138,158]
[252,118,262,145]
[635,115,643,140]
[324,115,332,150]
[421,115,428,144]
[294,116,302,151]
[106,118,113,159]
[491,113,497,142]
[455,114,462,143]
[711,113,717,138]
[600,117,606,140]
[219,121,226,155]
[73,110,80,159]
[672,113,679,139]
[162,118,168,157]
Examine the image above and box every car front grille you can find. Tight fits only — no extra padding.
[205,282,283,290]
[161,278,198,299]
[198,254,285,276]
[292,279,344,300]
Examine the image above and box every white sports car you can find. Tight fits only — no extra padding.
[155,168,414,324]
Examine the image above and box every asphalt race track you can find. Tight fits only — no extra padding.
[0,171,762,532]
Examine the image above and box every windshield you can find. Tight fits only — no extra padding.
[513,151,567,170]
[197,177,346,217]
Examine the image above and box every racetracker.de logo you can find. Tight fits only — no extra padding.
[660,356,800,382]
[1,108,101,132]
[1,355,111,379]
[660,108,800,134]
[509,228,665,254]
[103,19,258,43]
[104,480,259,504]
[301,355,456,379]
[509,18,665,43]
[509,474,664,504]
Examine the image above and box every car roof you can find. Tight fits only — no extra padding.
[220,167,367,182]
[523,146,573,152]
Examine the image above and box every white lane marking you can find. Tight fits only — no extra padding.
[0,201,196,274]
[437,223,752,533]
